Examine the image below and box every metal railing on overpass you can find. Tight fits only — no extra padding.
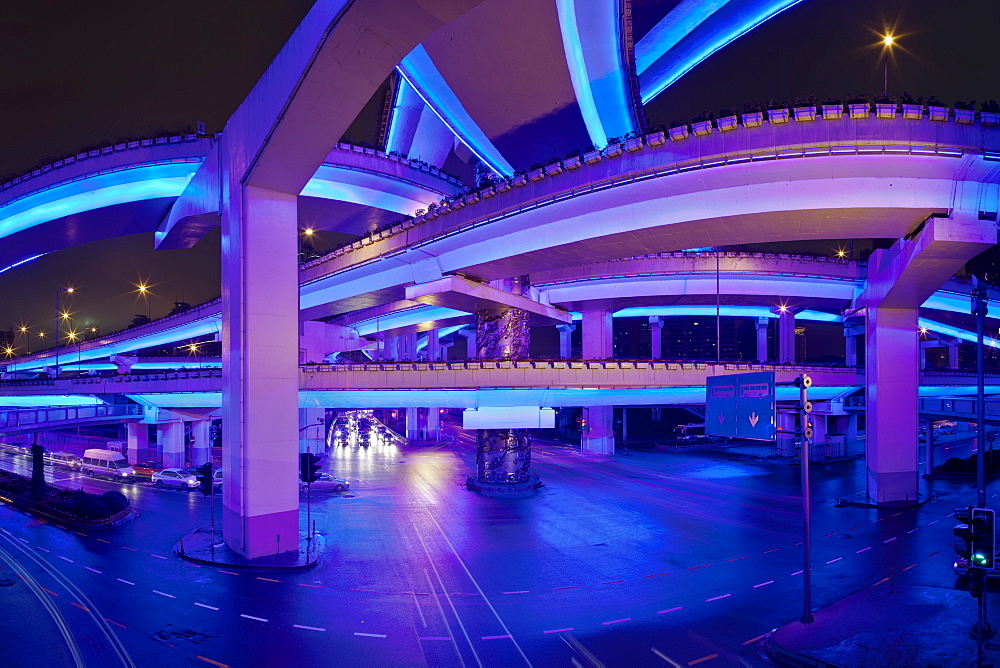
[0,404,142,431]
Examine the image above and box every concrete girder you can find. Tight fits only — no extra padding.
[405,275,571,325]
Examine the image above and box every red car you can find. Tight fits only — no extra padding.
[132,461,164,479]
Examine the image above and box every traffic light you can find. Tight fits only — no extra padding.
[299,453,322,483]
[196,463,214,496]
[955,506,996,582]
[796,374,813,441]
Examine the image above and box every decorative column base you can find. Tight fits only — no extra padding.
[468,428,542,497]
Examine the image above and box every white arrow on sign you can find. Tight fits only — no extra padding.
[748,412,759,428]
[717,411,726,424]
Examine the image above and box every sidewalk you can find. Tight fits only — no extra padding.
[766,582,1000,666]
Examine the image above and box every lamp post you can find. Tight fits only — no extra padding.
[54,287,74,376]
[882,34,894,98]
[18,325,29,354]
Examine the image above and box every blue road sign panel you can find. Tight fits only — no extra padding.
[705,371,776,441]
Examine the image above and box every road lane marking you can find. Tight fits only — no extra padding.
[903,563,917,571]
[151,554,167,559]
[240,614,268,622]
[687,564,712,571]
[826,557,843,564]
[349,588,377,593]
[856,547,871,553]
[116,578,135,585]
[705,594,731,603]
[503,590,529,594]
[419,636,451,641]
[355,632,387,638]
[58,556,74,563]
[927,550,941,558]
[743,633,767,645]
[217,570,238,576]
[872,577,890,586]
[194,603,219,610]
[762,548,780,554]
[122,546,138,551]
[907,529,918,534]
[791,570,804,576]
[651,647,682,666]
[602,580,625,584]
[97,539,110,543]
[689,654,718,665]
[84,567,102,574]
[482,634,512,639]
[544,628,574,634]
[883,537,897,543]
[657,607,683,614]
[41,587,58,596]
[153,590,176,599]
[552,586,578,590]
[602,618,630,625]
[256,577,280,582]
[104,617,126,629]
[36,547,50,552]
[294,624,326,632]
[196,657,229,668]
[753,581,774,588]
[70,602,89,612]
[727,556,748,562]
[298,583,324,588]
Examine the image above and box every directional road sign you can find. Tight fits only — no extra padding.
[705,371,776,441]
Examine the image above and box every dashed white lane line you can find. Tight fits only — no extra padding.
[791,570,804,576]
[195,603,219,611]
[293,624,326,632]
[355,632,387,638]
[602,618,631,625]
[544,628,574,634]
[705,594,731,603]
[907,529,918,534]
[502,590,529,594]
[36,547,50,552]
[856,547,871,553]
[481,634,512,639]
[151,554,168,559]
[826,557,843,564]
[84,567,102,574]
[57,556,74,563]
[241,614,269,623]
[117,578,135,585]
[883,537,898,543]
[152,590,176,599]
[753,581,774,588]
[657,607,683,614]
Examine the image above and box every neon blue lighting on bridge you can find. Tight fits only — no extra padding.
[572,306,841,322]
[556,0,635,147]
[0,163,199,240]
[0,396,105,408]
[0,253,44,275]
[636,0,805,104]
[397,46,514,178]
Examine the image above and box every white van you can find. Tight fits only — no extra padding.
[44,451,82,470]
[81,449,135,480]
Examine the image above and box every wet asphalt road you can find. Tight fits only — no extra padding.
[0,426,992,667]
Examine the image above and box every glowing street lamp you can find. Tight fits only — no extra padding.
[135,281,152,319]
[881,33,895,98]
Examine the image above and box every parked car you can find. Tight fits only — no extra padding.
[132,461,164,479]
[300,472,349,492]
[152,468,199,490]
[213,469,223,490]
[44,451,82,470]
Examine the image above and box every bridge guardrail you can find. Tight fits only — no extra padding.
[0,404,142,429]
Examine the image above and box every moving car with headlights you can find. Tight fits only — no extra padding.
[299,472,349,492]
[44,451,82,470]
[81,449,135,480]
[132,461,163,479]
[152,467,199,490]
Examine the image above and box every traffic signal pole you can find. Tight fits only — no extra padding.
[971,277,993,664]
[798,373,814,624]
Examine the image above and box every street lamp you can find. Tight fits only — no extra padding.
[882,33,895,98]
[54,287,75,377]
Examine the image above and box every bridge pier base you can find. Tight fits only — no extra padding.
[126,422,148,465]
[190,420,211,466]
[158,420,185,469]
[582,406,615,455]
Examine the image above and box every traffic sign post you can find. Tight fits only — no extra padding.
[796,373,813,624]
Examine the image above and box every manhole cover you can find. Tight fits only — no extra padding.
[0,578,15,587]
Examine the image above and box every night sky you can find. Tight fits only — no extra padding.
[1,0,997,339]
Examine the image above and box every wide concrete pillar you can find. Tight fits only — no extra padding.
[126,422,148,464]
[458,328,477,360]
[298,408,325,454]
[158,421,185,469]
[948,340,961,368]
[777,310,796,364]
[582,309,613,359]
[755,317,769,362]
[426,329,441,361]
[649,317,663,360]
[222,185,299,558]
[401,333,418,360]
[557,323,576,360]
[582,406,615,454]
[405,407,420,440]
[190,420,212,466]
[426,408,440,441]
[470,276,540,495]
[866,307,920,502]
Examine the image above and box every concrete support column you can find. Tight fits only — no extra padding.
[458,328,477,360]
[401,333,418,360]
[948,340,961,368]
[649,317,664,360]
[582,309,613,359]
[426,329,441,361]
[924,418,935,476]
[866,307,919,503]
[190,420,212,467]
[298,408,325,454]
[470,276,539,494]
[777,310,796,364]
[426,408,440,441]
[755,317,769,362]
[556,323,576,360]
[440,340,454,361]
[158,421,185,469]
[222,184,299,558]
[405,407,420,440]
[126,422,148,464]
[582,405,615,455]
